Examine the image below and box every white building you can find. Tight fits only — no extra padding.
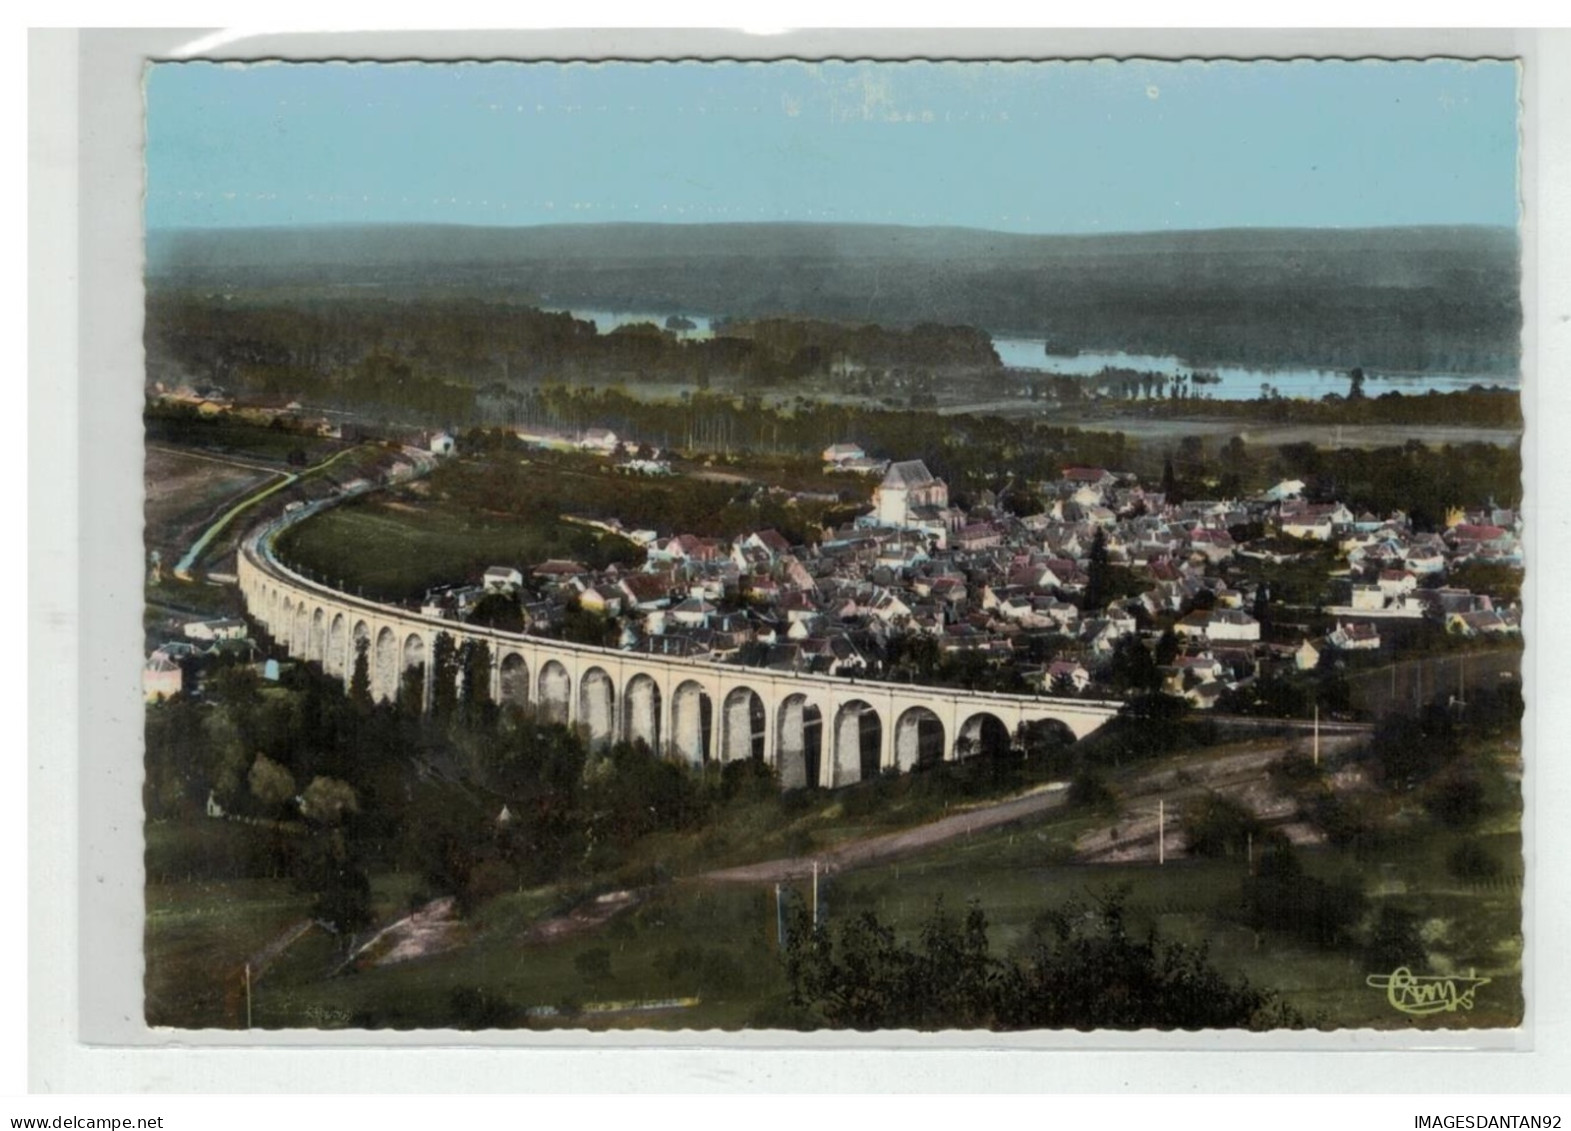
[874,460,950,529]
[483,566,524,592]
[579,427,620,454]
[182,618,248,642]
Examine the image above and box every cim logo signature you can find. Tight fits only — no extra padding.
[1366,966,1492,1016]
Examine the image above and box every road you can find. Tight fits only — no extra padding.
[173,445,367,579]
[698,783,1075,885]
[699,737,1350,885]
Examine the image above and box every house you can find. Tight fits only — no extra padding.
[1294,638,1322,671]
[1187,528,1236,564]
[1163,653,1225,694]
[670,595,717,628]
[868,589,913,626]
[482,566,524,593]
[534,559,588,583]
[143,652,183,702]
[1262,478,1307,502]
[744,529,793,558]
[1329,621,1382,651]
[578,427,620,454]
[1061,467,1116,491]
[1186,680,1229,710]
[1377,569,1419,599]
[822,442,867,467]
[1175,609,1261,643]
[182,618,248,643]
[956,523,1002,551]
[1446,609,1521,638]
[1350,584,1386,612]
[1044,659,1091,694]
[1279,502,1353,542]
[619,572,675,611]
[578,586,622,617]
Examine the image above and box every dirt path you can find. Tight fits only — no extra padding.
[517,890,645,946]
[699,784,1074,885]
[147,444,286,475]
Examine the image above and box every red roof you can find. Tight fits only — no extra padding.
[1063,466,1109,483]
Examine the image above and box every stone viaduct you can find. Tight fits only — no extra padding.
[237,510,1123,790]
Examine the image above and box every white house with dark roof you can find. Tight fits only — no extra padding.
[483,566,524,592]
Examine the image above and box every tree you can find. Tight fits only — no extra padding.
[430,631,460,720]
[399,664,426,719]
[782,889,1301,1030]
[1348,366,1366,401]
[300,776,359,826]
[208,664,263,710]
[1067,770,1118,814]
[785,897,999,1030]
[459,638,495,727]
[248,754,296,812]
[1106,634,1160,696]
[1084,528,1111,611]
[574,947,614,988]
[468,592,525,633]
[1182,792,1260,858]
[1239,839,1365,950]
[1160,456,1180,504]
[298,830,373,937]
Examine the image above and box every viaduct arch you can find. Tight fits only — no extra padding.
[237,514,1122,790]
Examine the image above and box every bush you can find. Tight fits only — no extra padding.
[574,946,613,986]
[447,986,515,1028]
[1238,839,1366,949]
[1183,792,1260,859]
[1066,771,1117,814]
[1424,770,1487,830]
[1364,904,1424,971]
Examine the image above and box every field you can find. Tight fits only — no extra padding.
[144,446,279,565]
[272,491,630,603]
[937,402,1522,450]
[144,735,1522,1032]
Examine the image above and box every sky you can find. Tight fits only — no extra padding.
[144,58,1520,234]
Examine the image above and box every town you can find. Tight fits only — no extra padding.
[153,414,1521,725]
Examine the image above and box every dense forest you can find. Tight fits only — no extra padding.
[144,290,999,409]
[148,222,1522,375]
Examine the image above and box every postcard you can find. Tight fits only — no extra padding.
[125,47,1531,1044]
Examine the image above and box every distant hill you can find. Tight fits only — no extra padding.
[146,222,1521,374]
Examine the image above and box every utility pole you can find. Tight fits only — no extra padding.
[244,962,252,1030]
[1313,703,1320,768]
[812,861,820,928]
[775,883,785,952]
[1158,799,1165,866]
